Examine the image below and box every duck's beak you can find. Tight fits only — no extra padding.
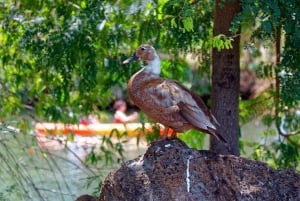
[122,52,138,64]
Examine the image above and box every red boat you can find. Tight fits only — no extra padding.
[35,122,171,137]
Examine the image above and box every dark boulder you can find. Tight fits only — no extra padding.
[99,139,300,201]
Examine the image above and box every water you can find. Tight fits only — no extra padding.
[0,130,147,201]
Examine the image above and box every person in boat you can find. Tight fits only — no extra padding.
[113,99,139,123]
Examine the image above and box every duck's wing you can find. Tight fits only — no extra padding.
[140,79,213,127]
[173,80,220,127]
[177,101,226,143]
[139,78,226,142]
[172,81,226,143]
[139,78,182,112]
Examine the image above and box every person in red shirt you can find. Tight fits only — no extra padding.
[113,100,139,123]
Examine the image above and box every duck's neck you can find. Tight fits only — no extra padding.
[144,55,161,75]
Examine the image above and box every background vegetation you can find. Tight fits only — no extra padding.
[0,0,299,200]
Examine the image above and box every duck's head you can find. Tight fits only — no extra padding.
[123,44,158,64]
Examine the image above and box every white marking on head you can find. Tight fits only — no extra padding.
[135,45,161,75]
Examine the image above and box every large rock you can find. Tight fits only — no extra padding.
[99,139,300,201]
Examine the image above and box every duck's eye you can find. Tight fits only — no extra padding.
[141,47,145,51]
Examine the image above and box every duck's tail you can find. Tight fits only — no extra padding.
[207,127,227,144]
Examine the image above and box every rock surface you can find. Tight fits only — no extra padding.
[99,139,300,201]
[76,194,97,201]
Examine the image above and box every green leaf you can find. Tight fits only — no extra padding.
[182,17,194,32]
[171,18,177,28]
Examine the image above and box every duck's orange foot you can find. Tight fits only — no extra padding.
[167,130,177,139]
[161,127,169,139]
[162,129,177,140]
[161,126,175,139]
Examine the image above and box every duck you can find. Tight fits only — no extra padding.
[123,44,226,143]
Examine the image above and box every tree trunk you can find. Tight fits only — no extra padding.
[211,0,241,155]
